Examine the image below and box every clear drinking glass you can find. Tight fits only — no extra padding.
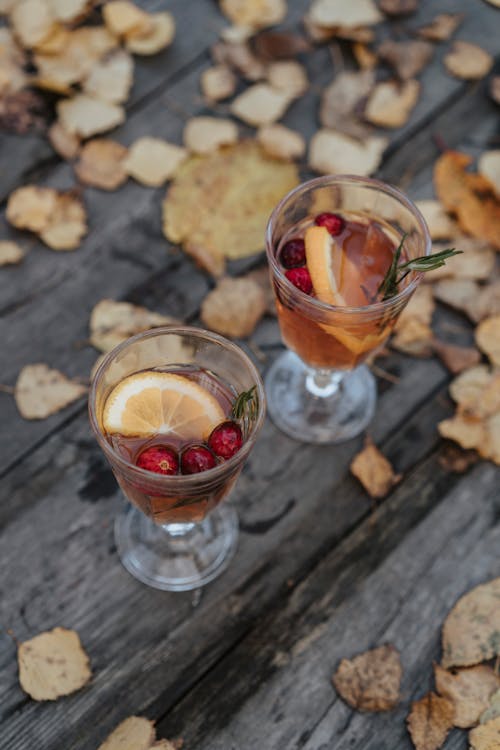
[89,326,265,591]
[265,175,431,443]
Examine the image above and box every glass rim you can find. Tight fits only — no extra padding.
[88,325,266,487]
[265,173,432,316]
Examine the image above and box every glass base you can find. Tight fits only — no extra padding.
[115,503,238,591]
[265,350,376,444]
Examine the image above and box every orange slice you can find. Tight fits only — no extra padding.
[102,371,225,439]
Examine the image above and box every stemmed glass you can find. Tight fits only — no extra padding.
[89,326,265,591]
[265,175,431,443]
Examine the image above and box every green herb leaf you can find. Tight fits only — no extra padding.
[232,385,258,425]
[378,241,462,301]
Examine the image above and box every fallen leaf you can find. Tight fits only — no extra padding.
[219,0,287,29]
[245,266,276,315]
[266,60,308,99]
[48,121,80,160]
[219,25,254,44]
[444,41,493,80]
[407,692,454,750]
[417,13,463,41]
[332,644,402,711]
[253,30,310,60]
[0,90,47,134]
[309,129,387,176]
[230,82,291,126]
[475,316,500,367]
[379,0,418,15]
[124,137,187,187]
[392,283,435,356]
[46,0,93,24]
[481,689,500,724]
[183,117,238,155]
[435,664,500,729]
[75,139,128,190]
[448,365,492,412]
[200,64,237,102]
[18,627,91,701]
[90,299,179,352]
[442,577,500,668]
[6,186,58,232]
[257,123,305,160]
[162,140,298,267]
[102,1,152,38]
[57,94,125,138]
[32,23,69,55]
[432,340,481,374]
[469,716,500,750]
[0,240,24,266]
[125,12,175,56]
[490,76,500,105]
[212,40,265,81]
[320,70,374,138]
[83,49,134,104]
[365,79,420,128]
[378,40,433,80]
[308,0,383,29]
[352,41,378,70]
[15,364,87,419]
[201,276,266,338]
[432,278,480,318]
[415,200,456,240]
[438,413,484,451]
[97,717,156,750]
[350,437,401,498]
[424,238,496,282]
[39,191,87,250]
[478,151,500,198]
[10,0,55,49]
[438,443,479,474]
[0,27,28,93]
[468,281,500,323]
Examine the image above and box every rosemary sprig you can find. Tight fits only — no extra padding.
[232,385,258,430]
[378,237,462,301]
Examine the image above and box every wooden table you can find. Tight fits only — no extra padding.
[1,1,499,748]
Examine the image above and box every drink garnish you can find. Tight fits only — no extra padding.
[232,386,259,430]
[377,235,462,300]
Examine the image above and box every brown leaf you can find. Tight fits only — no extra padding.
[18,627,91,700]
[415,200,456,240]
[424,237,496,282]
[432,278,480,319]
[39,191,87,251]
[475,315,500,367]
[75,139,128,191]
[480,689,500,724]
[478,151,500,198]
[379,0,418,15]
[392,285,435,356]
[0,240,24,266]
[253,31,310,60]
[230,82,291,126]
[257,123,305,160]
[332,644,402,711]
[0,89,47,134]
[183,117,238,155]
[219,0,287,29]
[438,413,485,452]
[200,64,237,102]
[211,40,265,81]
[57,94,125,138]
[352,42,378,70]
[438,443,479,474]
[83,49,134,104]
[90,299,180,353]
[448,365,494,414]
[364,79,420,128]
[407,692,454,750]
[432,340,481,374]
[10,0,56,49]
[125,12,175,56]
[417,13,463,42]
[47,0,94,24]
[320,70,374,138]
[309,129,387,176]
[48,122,81,161]
[103,1,152,37]
[97,716,156,750]
[124,137,187,187]
[201,276,266,338]
[469,716,500,750]
[435,664,500,729]
[378,40,433,80]
[490,76,500,106]
[444,41,493,80]
[308,0,383,29]
[15,363,87,419]
[442,577,500,668]
[266,60,308,99]
[350,437,401,499]
[6,185,58,232]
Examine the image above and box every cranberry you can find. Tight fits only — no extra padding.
[285,267,313,294]
[314,212,345,236]
[208,420,243,459]
[136,445,179,475]
[280,238,306,268]
[181,445,217,474]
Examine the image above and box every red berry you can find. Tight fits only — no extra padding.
[280,238,306,269]
[285,267,313,294]
[208,420,243,459]
[315,212,345,236]
[181,445,217,474]
[136,445,179,475]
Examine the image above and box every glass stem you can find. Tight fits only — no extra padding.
[161,521,197,537]
[305,368,344,398]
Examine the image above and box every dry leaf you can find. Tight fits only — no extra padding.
[0,89,47,134]
[48,122,80,160]
[438,413,484,451]
[350,437,401,498]
[309,0,382,28]
[0,240,24,266]
[490,76,500,106]
[90,299,179,352]
[438,443,479,474]
[0,27,28,93]
[415,200,456,240]
[219,0,287,29]
[320,70,374,139]
[378,40,433,80]
[469,716,500,750]
[332,644,402,711]
[444,41,493,80]
[57,95,125,138]
[266,60,308,99]
[200,65,237,102]
[39,191,87,250]
[392,285,435,356]
[124,137,187,187]
[435,664,500,729]
[364,79,420,128]
[478,151,500,198]
[245,266,276,315]
[10,0,55,49]
[257,123,305,160]
[102,1,152,38]
[125,13,175,56]
[352,42,378,70]
[407,692,454,750]
[448,365,492,412]
[97,717,156,750]
[442,577,500,668]
[33,23,69,55]
[46,0,93,24]
[253,30,310,60]
[6,186,58,232]
[18,627,91,701]
[475,316,500,367]
[75,139,128,190]
[481,689,500,724]
[15,364,87,419]
[424,238,496,282]
[432,278,480,318]
[212,40,265,81]
[219,26,254,44]
[230,82,291,126]
[201,276,266,338]
[309,129,387,176]
[183,117,238,155]
[379,0,418,15]
[432,341,481,374]
[83,50,134,104]
[162,140,298,267]
[417,13,463,41]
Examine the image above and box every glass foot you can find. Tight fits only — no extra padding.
[265,350,376,444]
[115,503,238,591]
